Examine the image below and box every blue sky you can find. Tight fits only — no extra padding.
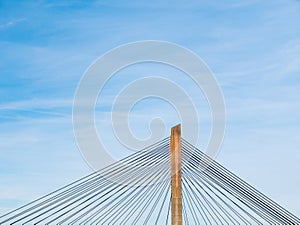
[0,0,300,217]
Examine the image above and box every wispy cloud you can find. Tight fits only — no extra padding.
[0,18,26,30]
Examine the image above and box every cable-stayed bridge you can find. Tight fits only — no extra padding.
[1,125,299,224]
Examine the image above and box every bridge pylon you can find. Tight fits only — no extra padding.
[170,124,183,225]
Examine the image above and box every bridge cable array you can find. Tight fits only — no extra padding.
[1,137,299,224]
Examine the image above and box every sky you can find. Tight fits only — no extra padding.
[0,0,300,217]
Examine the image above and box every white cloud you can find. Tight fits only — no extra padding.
[0,18,26,30]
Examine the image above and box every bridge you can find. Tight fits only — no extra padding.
[1,124,299,224]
